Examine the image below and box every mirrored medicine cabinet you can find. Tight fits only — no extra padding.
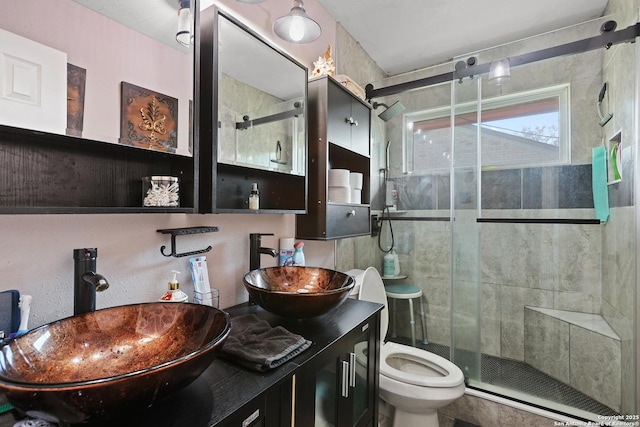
[198,6,308,213]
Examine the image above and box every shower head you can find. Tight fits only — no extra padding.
[373,101,406,122]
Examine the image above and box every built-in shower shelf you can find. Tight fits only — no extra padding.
[525,306,619,340]
[524,306,621,412]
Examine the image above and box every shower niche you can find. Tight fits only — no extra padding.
[296,76,372,240]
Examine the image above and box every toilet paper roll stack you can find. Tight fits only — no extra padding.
[328,169,351,203]
[350,172,363,204]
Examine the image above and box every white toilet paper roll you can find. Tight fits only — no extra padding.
[349,172,363,190]
[328,169,350,187]
[328,186,351,203]
[351,189,362,204]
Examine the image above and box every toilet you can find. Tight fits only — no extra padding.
[347,267,465,427]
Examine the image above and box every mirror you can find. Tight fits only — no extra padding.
[0,0,195,156]
[215,10,307,176]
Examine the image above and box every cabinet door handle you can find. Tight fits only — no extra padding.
[349,352,356,387]
[341,360,350,398]
[347,210,356,217]
[344,117,359,126]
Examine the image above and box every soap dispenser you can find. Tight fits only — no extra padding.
[160,270,188,302]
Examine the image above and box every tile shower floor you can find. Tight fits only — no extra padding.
[389,337,618,417]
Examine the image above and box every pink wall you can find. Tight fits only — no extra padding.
[0,0,193,153]
[0,0,338,328]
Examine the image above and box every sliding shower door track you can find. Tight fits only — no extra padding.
[477,218,601,225]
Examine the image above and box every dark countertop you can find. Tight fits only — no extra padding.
[0,298,382,427]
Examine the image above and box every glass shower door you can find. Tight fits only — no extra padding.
[450,64,482,382]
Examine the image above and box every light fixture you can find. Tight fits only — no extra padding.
[176,0,193,47]
[488,58,510,85]
[273,0,321,44]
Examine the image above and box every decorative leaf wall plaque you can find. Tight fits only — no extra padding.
[120,82,178,153]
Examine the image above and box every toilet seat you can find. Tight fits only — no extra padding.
[380,341,464,388]
[350,267,464,389]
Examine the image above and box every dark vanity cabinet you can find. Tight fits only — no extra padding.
[0,300,381,427]
[296,76,372,240]
[216,305,380,427]
[295,311,380,427]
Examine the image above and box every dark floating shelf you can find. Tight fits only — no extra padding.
[157,226,220,258]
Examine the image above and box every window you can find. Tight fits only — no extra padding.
[403,84,570,173]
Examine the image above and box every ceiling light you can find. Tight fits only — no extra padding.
[176,0,193,47]
[488,58,510,85]
[273,0,321,44]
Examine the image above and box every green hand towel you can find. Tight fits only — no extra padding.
[592,146,609,222]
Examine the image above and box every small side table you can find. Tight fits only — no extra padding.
[383,279,428,347]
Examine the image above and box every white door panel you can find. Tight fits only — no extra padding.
[0,28,67,134]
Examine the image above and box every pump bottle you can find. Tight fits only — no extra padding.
[160,270,188,302]
[249,183,259,210]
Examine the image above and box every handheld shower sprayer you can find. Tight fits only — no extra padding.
[597,82,613,127]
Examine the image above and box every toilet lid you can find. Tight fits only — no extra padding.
[380,342,465,388]
[354,267,389,340]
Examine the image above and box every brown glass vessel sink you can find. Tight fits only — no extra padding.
[243,266,355,318]
[0,302,230,424]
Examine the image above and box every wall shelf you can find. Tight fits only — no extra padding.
[0,125,196,214]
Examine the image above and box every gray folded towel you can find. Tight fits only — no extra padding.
[221,314,312,372]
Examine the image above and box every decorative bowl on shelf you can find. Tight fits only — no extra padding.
[0,302,230,424]
[243,266,355,318]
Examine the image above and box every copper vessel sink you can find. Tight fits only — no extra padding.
[0,302,230,424]
[243,266,355,318]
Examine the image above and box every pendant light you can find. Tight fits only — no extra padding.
[488,58,511,85]
[176,0,193,47]
[273,0,321,44]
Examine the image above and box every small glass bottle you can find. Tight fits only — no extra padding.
[248,182,259,210]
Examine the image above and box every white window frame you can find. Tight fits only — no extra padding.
[403,84,571,174]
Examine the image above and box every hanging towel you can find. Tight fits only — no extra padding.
[592,145,609,222]
[220,314,312,372]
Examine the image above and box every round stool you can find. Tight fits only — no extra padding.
[384,284,428,347]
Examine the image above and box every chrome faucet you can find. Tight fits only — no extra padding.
[73,248,109,315]
[249,233,278,271]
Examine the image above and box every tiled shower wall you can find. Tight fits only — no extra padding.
[600,1,637,415]
[333,0,637,420]
[336,3,638,418]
